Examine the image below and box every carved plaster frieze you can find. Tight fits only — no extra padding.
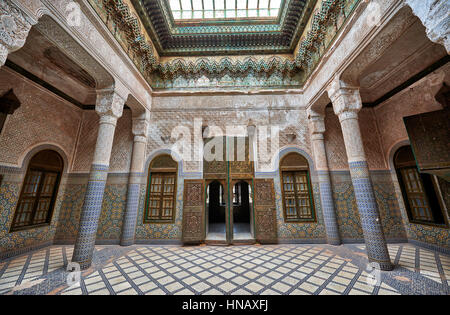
[0,0,36,65]
[34,15,115,90]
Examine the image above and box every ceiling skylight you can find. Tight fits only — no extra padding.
[169,0,283,21]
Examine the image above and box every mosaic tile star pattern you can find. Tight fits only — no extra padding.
[0,243,448,295]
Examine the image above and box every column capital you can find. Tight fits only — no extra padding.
[327,77,362,121]
[307,109,326,136]
[132,110,150,140]
[0,0,37,66]
[95,89,126,122]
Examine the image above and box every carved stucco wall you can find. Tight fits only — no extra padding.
[0,68,82,166]
[374,65,448,161]
[11,0,152,110]
[324,107,387,171]
[71,110,133,173]
[147,94,311,174]
[321,99,409,243]
[0,68,82,257]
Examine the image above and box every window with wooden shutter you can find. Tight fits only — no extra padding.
[144,155,178,223]
[280,153,316,223]
[394,146,447,226]
[11,150,63,231]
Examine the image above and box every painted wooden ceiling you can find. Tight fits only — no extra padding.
[168,0,283,21]
[89,0,360,90]
[131,0,317,56]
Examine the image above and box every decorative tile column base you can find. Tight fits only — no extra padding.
[120,174,143,247]
[349,161,393,271]
[318,171,341,246]
[308,110,341,246]
[72,164,109,270]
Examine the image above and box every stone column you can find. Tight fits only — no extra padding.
[405,0,450,54]
[307,109,341,245]
[72,89,125,270]
[120,111,150,246]
[327,79,393,271]
[0,0,36,66]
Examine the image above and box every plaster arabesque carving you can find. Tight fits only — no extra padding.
[96,90,125,120]
[0,0,36,65]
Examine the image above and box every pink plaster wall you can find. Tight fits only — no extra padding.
[324,107,386,170]
[71,110,133,173]
[374,68,447,162]
[0,68,82,167]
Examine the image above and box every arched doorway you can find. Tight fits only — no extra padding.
[206,180,226,241]
[232,180,254,241]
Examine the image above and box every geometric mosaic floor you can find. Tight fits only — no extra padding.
[0,243,448,295]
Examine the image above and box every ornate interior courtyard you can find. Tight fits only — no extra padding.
[0,0,449,297]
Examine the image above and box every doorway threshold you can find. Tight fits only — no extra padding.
[205,231,227,245]
[233,232,256,245]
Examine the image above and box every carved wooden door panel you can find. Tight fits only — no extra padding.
[182,180,205,244]
[254,179,278,244]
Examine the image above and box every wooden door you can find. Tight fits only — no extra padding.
[254,179,278,244]
[182,180,205,244]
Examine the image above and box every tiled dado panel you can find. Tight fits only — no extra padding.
[330,171,407,242]
[54,174,128,243]
[55,173,185,243]
[273,177,327,242]
[0,167,67,257]
[406,224,450,250]
[391,173,449,250]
